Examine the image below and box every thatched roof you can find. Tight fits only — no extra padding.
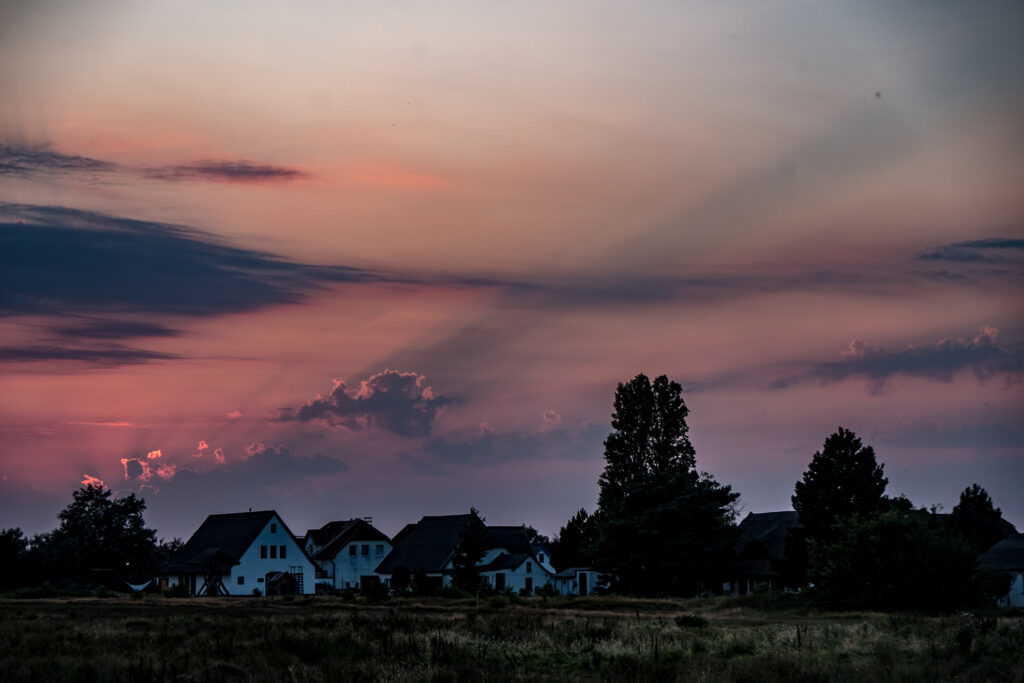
[978,536,1024,571]
[735,511,800,560]
[164,510,287,572]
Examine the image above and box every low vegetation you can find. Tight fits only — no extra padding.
[1,594,1021,683]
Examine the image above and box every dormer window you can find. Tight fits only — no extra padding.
[538,553,544,563]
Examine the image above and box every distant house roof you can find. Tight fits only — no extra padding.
[486,526,534,556]
[305,520,355,548]
[376,516,541,575]
[315,519,390,560]
[376,514,475,574]
[479,553,530,572]
[164,510,287,573]
[978,537,1024,571]
[735,511,800,560]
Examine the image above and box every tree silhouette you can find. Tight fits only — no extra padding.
[792,427,887,542]
[42,483,159,585]
[552,508,599,569]
[450,507,488,592]
[951,484,1007,553]
[593,374,738,595]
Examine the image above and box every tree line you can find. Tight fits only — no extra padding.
[0,484,180,591]
[547,374,1012,608]
[1,372,1015,609]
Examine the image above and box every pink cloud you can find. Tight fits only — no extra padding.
[214,448,226,464]
[156,463,176,480]
[146,449,162,459]
[81,474,105,488]
[121,457,153,481]
[243,442,268,459]
[226,410,243,420]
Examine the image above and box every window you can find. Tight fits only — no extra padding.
[526,562,532,573]
[270,546,277,559]
[237,576,245,585]
[538,553,544,563]
[270,523,277,533]
[260,545,267,559]
[361,545,369,557]
[350,545,357,556]
[376,544,384,556]
[279,545,286,559]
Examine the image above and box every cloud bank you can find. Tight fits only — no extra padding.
[278,370,452,436]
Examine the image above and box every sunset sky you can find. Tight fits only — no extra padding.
[2,1,1022,543]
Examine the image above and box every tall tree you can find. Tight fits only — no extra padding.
[43,483,159,585]
[552,508,600,569]
[792,427,887,542]
[786,427,887,586]
[594,374,739,595]
[450,507,488,592]
[951,484,1007,553]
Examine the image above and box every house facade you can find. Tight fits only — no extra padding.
[163,510,316,596]
[304,519,392,591]
[724,511,800,595]
[375,515,555,593]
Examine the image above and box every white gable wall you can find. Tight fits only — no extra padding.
[482,557,553,594]
[329,540,392,589]
[223,514,316,595]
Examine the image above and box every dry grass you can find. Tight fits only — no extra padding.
[0,595,1021,682]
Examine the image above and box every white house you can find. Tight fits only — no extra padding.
[978,536,1024,607]
[375,515,555,593]
[163,510,316,596]
[303,518,391,591]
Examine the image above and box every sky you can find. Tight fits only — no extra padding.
[1,0,1022,543]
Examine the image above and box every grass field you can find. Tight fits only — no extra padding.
[0,594,1021,682]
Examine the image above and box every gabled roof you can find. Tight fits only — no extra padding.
[978,537,1024,571]
[479,553,530,572]
[376,514,475,574]
[735,511,800,560]
[486,526,534,555]
[164,510,279,573]
[315,519,390,560]
[305,520,354,548]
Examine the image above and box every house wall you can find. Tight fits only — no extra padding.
[224,515,316,595]
[482,558,553,594]
[552,570,600,596]
[1003,571,1024,607]
[330,540,392,589]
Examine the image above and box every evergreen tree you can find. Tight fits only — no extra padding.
[951,484,1007,553]
[450,507,488,592]
[593,374,738,595]
[792,427,887,542]
[552,508,599,569]
[787,427,887,585]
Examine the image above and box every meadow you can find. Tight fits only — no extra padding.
[0,594,1021,682]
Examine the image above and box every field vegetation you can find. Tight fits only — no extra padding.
[1,593,1021,683]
